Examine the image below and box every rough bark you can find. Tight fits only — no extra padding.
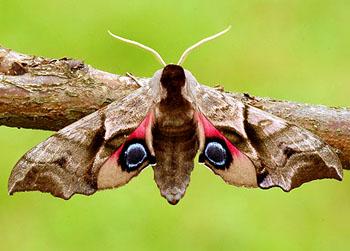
[1,46,349,169]
[0,46,140,130]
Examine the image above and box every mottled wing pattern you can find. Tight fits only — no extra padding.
[8,110,105,199]
[190,83,343,191]
[9,87,155,199]
[243,105,342,190]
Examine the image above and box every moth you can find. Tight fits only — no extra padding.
[8,27,343,205]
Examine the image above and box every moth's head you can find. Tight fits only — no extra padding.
[160,64,186,91]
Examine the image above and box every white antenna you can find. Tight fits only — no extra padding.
[108,30,167,66]
[177,26,231,65]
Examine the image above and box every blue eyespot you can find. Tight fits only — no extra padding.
[204,141,227,168]
[123,143,147,171]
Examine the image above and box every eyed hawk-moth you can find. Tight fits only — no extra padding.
[8,27,343,205]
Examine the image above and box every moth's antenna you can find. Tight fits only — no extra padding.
[108,30,167,66]
[177,26,231,65]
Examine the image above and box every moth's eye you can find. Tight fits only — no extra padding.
[200,140,230,169]
[123,143,148,171]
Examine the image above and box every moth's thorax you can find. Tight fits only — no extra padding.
[155,99,194,127]
[155,64,194,129]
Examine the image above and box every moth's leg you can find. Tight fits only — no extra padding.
[126,72,143,87]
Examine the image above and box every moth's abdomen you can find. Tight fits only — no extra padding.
[152,119,198,205]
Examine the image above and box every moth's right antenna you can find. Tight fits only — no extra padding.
[177,26,231,65]
[108,30,167,67]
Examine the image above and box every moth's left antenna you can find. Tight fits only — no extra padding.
[108,30,167,66]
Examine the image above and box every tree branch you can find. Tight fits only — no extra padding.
[1,46,349,169]
[0,46,140,130]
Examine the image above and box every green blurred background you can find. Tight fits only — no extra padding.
[1,0,349,250]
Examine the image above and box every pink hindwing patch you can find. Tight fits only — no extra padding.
[195,112,258,187]
[97,112,154,189]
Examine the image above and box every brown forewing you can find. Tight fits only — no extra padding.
[8,87,155,199]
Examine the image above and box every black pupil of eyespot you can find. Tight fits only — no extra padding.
[124,143,147,170]
[204,141,227,167]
